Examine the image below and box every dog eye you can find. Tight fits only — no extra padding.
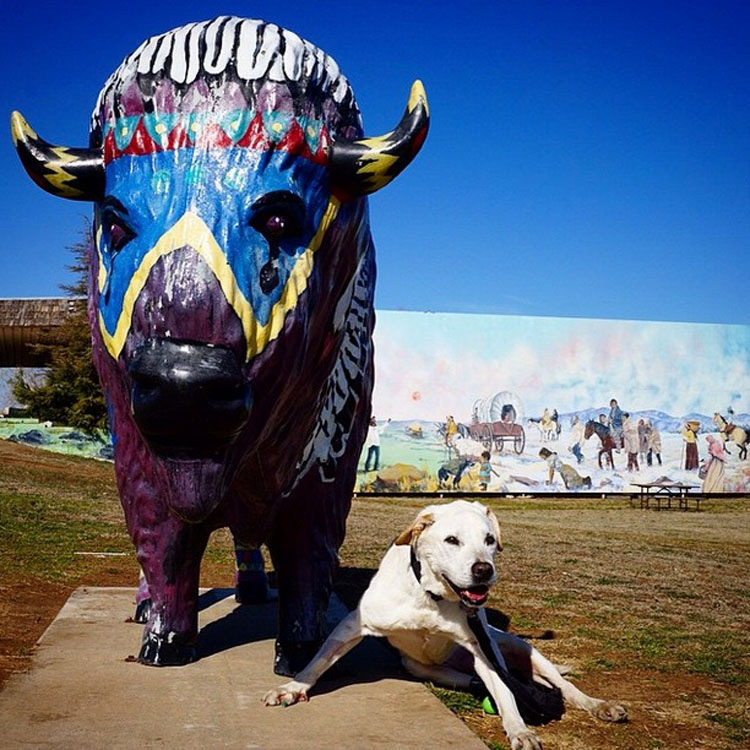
[485,534,496,546]
[444,535,460,546]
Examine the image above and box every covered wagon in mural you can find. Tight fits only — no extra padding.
[468,391,525,454]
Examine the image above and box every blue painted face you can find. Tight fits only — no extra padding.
[95,147,332,358]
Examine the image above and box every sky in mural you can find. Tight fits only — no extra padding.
[1,0,748,326]
[371,311,750,421]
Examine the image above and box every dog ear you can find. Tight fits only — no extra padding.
[394,511,435,545]
[486,507,503,551]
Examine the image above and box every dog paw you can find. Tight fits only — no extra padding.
[509,730,543,750]
[592,701,628,723]
[262,681,309,707]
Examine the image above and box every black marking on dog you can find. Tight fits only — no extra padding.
[466,611,564,725]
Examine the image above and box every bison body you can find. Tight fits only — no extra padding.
[12,17,428,674]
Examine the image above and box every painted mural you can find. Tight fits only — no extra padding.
[357,311,750,494]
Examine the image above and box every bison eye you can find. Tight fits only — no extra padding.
[250,191,305,242]
[444,535,460,546]
[108,219,134,251]
[101,201,135,254]
[262,214,288,238]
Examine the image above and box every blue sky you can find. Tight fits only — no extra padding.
[1,1,748,324]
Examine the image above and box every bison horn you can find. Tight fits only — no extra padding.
[10,111,104,201]
[329,79,429,198]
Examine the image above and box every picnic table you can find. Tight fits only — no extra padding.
[631,479,702,511]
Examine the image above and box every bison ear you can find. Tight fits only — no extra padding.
[329,79,429,199]
[394,510,434,546]
[10,110,104,201]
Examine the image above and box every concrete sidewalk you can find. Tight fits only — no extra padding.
[0,587,486,749]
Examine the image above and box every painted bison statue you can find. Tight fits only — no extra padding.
[11,16,428,675]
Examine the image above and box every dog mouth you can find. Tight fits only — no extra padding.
[443,576,490,607]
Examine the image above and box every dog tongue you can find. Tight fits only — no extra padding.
[463,588,487,604]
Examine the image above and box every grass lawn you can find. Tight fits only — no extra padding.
[1,439,748,749]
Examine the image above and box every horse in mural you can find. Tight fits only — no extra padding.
[584,420,616,469]
[527,416,558,442]
[712,413,749,460]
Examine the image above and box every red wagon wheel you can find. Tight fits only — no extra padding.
[481,424,493,451]
[496,432,506,454]
[514,427,526,455]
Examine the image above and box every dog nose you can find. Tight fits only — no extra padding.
[471,561,494,583]
[129,338,252,457]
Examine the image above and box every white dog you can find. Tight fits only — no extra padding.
[263,500,627,749]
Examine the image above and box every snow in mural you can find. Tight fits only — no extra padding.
[357,311,750,494]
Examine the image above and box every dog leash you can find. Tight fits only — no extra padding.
[465,609,562,725]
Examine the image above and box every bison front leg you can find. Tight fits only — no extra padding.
[267,486,349,676]
[135,518,211,666]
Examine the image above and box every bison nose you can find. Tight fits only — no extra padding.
[471,561,494,584]
[128,339,251,457]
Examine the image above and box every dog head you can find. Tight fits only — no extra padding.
[395,500,502,607]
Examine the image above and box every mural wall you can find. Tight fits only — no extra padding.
[357,311,750,494]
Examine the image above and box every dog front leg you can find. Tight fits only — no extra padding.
[467,645,542,750]
[262,609,365,707]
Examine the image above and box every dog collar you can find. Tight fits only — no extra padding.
[410,544,443,602]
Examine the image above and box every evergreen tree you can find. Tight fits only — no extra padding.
[12,228,108,436]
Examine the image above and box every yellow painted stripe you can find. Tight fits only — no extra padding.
[98,197,340,361]
[95,226,107,294]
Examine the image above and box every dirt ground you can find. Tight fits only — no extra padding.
[1,440,748,749]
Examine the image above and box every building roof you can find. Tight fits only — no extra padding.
[0,298,81,367]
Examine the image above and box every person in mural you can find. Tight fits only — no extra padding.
[478,450,499,491]
[551,408,561,439]
[622,413,640,471]
[445,415,458,445]
[364,417,391,472]
[637,419,650,466]
[701,435,726,492]
[568,415,585,464]
[541,408,553,431]
[682,420,700,471]
[539,447,592,490]
[608,399,624,449]
[647,420,663,465]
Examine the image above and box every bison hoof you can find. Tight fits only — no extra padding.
[133,598,152,624]
[138,630,196,667]
[273,639,321,676]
